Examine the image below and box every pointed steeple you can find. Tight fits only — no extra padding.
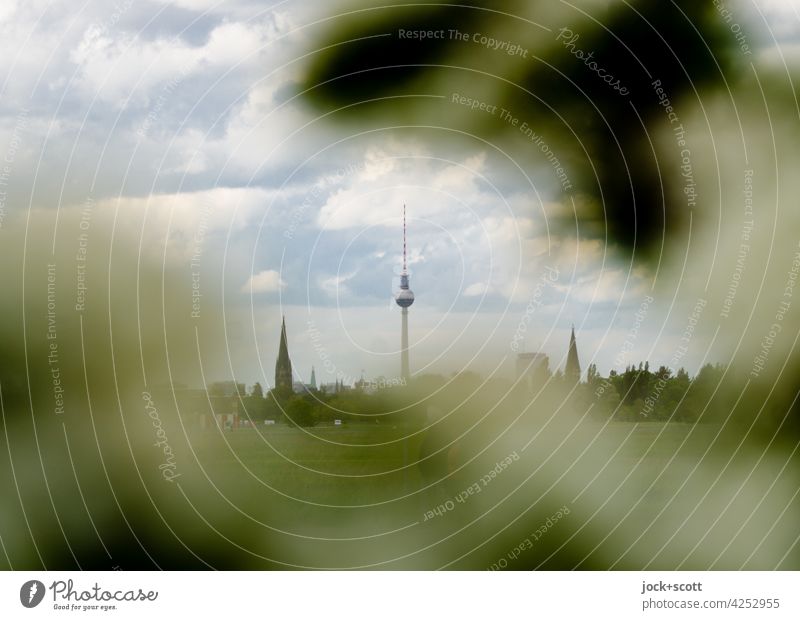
[274,316,293,394]
[565,324,581,383]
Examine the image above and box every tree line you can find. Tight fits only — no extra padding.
[227,360,795,436]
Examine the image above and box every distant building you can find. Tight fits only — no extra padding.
[320,379,349,395]
[292,366,319,394]
[355,375,407,393]
[565,325,581,383]
[354,372,371,393]
[208,381,245,398]
[162,384,240,430]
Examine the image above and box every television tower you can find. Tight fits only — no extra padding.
[394,205,415,381]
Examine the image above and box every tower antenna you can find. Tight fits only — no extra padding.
[403,204,407,274]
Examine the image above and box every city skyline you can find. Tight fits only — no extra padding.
[267,310,590,393]
[0,2,753,390]
[0,0,798,580]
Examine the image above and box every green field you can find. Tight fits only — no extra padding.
[195,423,426,505]
[169,419,791,569]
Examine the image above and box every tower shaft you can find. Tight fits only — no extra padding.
[401,307,409,381]
[394,204,414,382]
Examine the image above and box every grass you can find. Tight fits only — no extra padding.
[172,419,790,569]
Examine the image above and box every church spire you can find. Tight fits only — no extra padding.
[565,324,581,383]
[274,316,293,394]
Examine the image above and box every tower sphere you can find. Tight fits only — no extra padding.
[395,287,415,307]
[395,206,415,308]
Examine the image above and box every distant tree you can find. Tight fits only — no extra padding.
[580,362,739,423]
[675,363,725,422]
[598,382,621,416]
[410,374,447,398]
[263,393,284,423]
[586,363,600,386]
[286,396,316,427]
[239,383,266,422]
[695,363,724,388]
[655,366,672,380]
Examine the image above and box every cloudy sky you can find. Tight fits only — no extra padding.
[1,0,798,389]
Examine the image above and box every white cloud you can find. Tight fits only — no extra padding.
[242,269,286,293]
[758,0,800,17]
[69,14,293,107]
[316,147,492,231]
[0,0,18,23]
[463,282,489,297]
[320,272,357,299]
